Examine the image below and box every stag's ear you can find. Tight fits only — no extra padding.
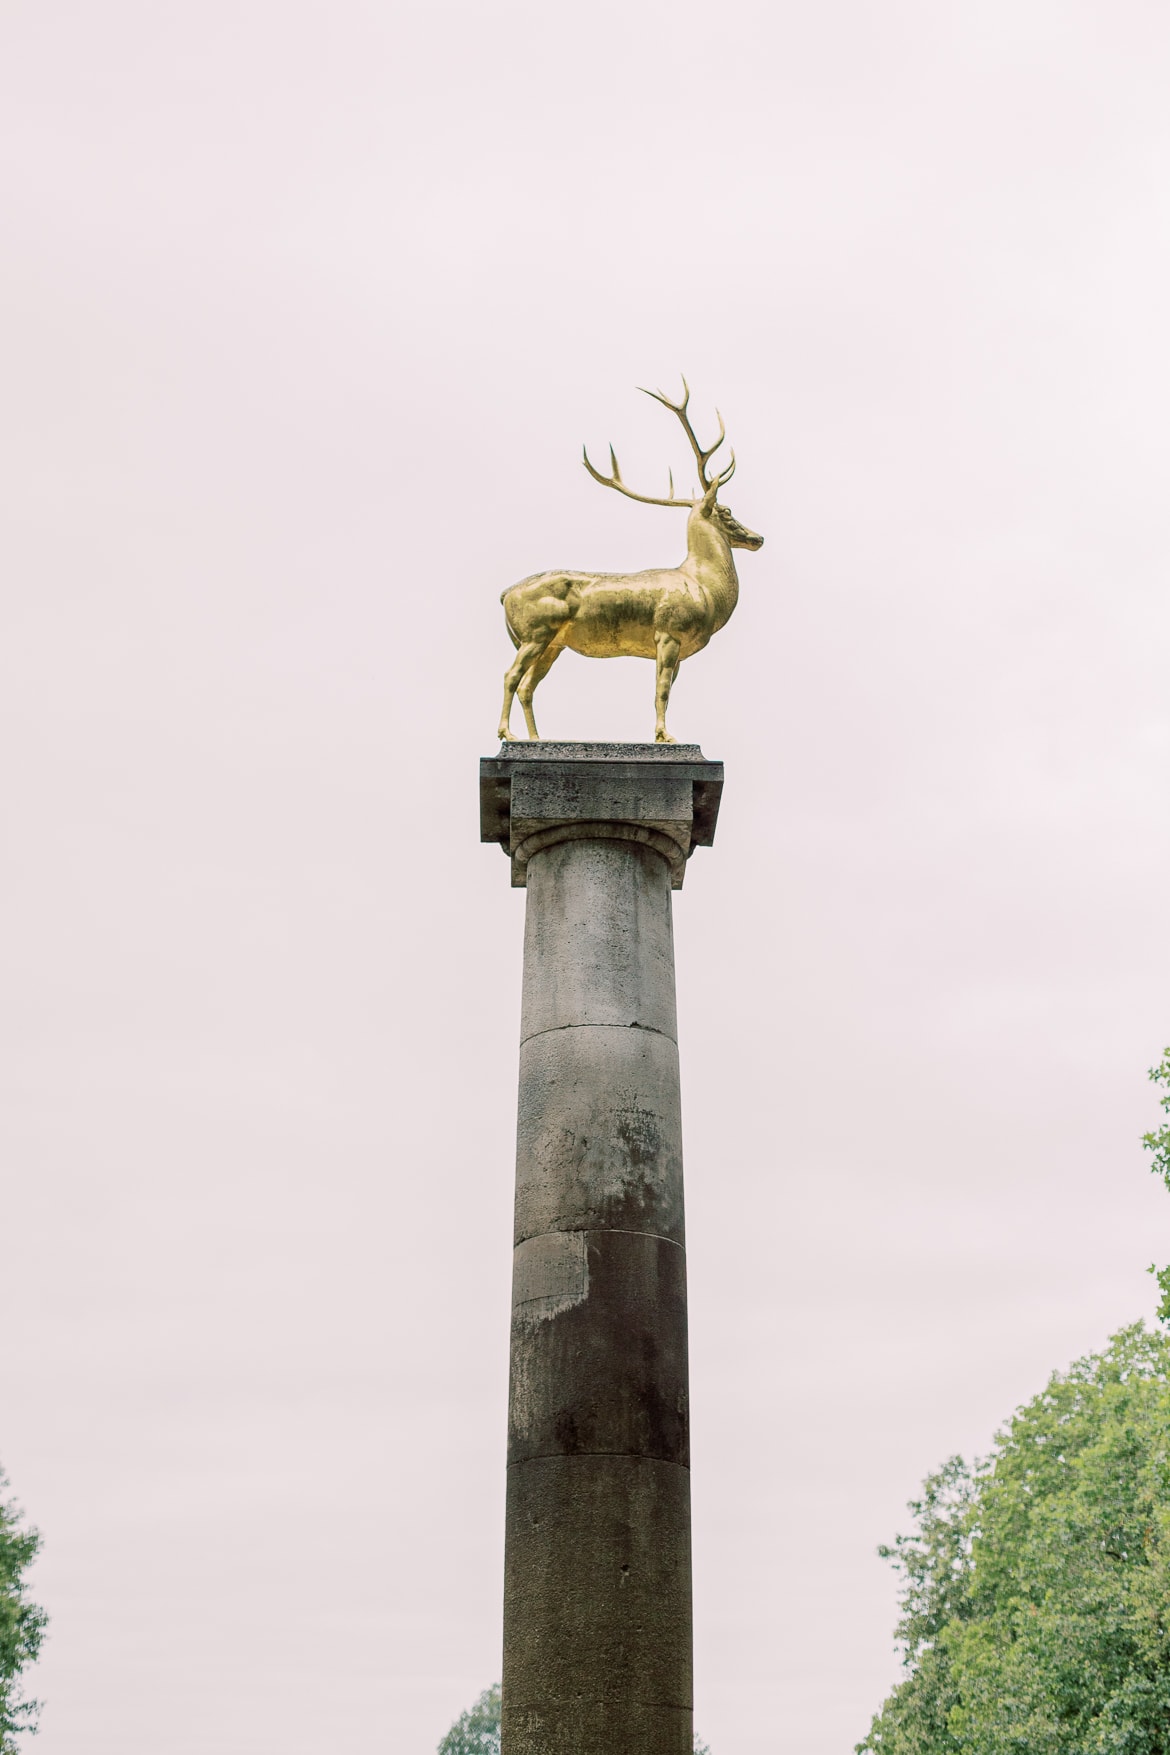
[700,480,719,513]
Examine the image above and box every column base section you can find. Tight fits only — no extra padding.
[502,1453,692,1755]
[503,1698,693,1755]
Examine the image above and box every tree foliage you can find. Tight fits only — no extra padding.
[857,1323,1170,1754]
[1144,1048,1170,1321]
[0,1470,46,1751]
[438,1684,502,1755]
[438,1683,711,1753]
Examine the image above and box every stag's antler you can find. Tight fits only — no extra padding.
[581,442,693,508]
[583,376,735,506]
[640,376,736,493]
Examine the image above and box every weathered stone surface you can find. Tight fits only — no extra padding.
[521,837,677,1041]
[492,741,708,762]
[509,1229,689,1464]
[493,747,711,1755]
[514,1024,684,1246]
[502,1454,693,1755]
[480,741,723,889]
[503,1699,693,1755]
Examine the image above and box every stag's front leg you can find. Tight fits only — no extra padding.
[653,634,681,743]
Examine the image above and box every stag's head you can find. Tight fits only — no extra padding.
[582,377,764,550]
[708,498,765,551]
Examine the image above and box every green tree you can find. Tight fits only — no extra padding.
[0,1470,46,1751]
[857,1323,1170,1754]
[438,1684,711,1753]
[438,1683,501,1755]
[1144,1047,1170,1321]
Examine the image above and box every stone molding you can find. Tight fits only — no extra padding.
[480,742,724,890]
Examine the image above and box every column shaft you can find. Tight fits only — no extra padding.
[502,836,692,1755]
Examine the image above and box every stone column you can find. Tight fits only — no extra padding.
[480,743,724,1755]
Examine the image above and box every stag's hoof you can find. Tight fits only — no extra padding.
[655,731,677,744]
[498,728,516,742]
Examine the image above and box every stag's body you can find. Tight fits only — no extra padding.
[497,380,763,743]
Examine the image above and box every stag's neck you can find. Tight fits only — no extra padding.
[682,508,739,629]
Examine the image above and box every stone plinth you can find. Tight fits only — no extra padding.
[481,743,723,1755]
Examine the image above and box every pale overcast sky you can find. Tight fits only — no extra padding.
[3,3,1169,1752]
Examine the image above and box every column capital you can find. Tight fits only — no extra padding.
[480,743,724,890]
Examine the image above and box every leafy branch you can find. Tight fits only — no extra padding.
[0,1470,46,1754]
[1144,1048,1170,1322]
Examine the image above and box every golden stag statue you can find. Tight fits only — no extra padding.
[497,380,763,743]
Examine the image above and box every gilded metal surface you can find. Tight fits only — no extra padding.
[497,380,764,744]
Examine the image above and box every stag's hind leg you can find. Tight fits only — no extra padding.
[516,642,563,740]
[653,633,681,743]
[498,640,543,741]
[498,575,576,740]
[499,634,562,741]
